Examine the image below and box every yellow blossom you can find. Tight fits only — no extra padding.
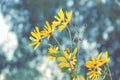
[41,21,55,39]
[72,76,85,80]
[47,46,59,62]
[52,8,73,32]
[87,67,101,80]
[100,51,110,65]
[85,51,110,80]
[29,26,42,50]
[85,53,103,70]
[58,10,72,32]
[72,77,78,80]
[52,8,65,27]
[58,48,77,71]
[58,51,69,68]
[80,76,85,80]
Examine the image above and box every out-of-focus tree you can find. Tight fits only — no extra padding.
[0,0,120,80]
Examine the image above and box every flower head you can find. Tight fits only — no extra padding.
[80,76,85,80]
[47,46,59,62]
[100,51,110,65]
[85,52,103,70]
[58,51,70,68]
[87,67,101,80]
[29,26,42,50]
[52,8,65,27]
[58,48,77,71]
[72,76,85,80]
[41,21,55,39]
[52,8,73,32]
[85,51,110,80]
[58,10,72,32]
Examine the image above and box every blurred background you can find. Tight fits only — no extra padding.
[0,0,120,80]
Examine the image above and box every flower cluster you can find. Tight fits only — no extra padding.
[28,27,42,50]
[85,51,110,80]
[29,8,72,50]
[58,48,77,72]
[28,8,112,80]
[47,46,77,73]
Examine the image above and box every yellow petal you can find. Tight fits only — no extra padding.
[66,11,72,20]
[46,21,51,30]
[31,32,39,39]
[54,16,60,21]
[105,51,109,58]
[29,36,37,41]
[80,76,85,80]
[72,48,77,55]
[97,52,102,60]
[58,57,66,62]
[55,47,58,51]
[35,26,40,33]
[64,51,69,59]
[58,24,66,32]
[70,61,76,65]
[34,42,40,50]
[58,62,66,68]
[52,20,60,27]
[28,42,36,46]
[59,8,64,20]
[91,56,95,61]
[48,56,56,62]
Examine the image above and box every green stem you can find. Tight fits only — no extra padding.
[52,35,62,52]
[70,23,79,44]
[67,26,72,51]
[107,64,112,80]
[86,76,89,80]
[77,29,83,55]
[77,37,81,55]
[102,65,108,80]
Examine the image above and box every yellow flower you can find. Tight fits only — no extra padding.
[47,46,59,62]
[58,51,69,68]
[29,26,42,50]
[72,77,78,80]
[80,76,85,80]
[52,8,73,32]
[85,51,110,69]
[41,21,55,39]
[58,10,72,32]
[58,48,77,71]
[72,76,85,80]
[66,11,73,24]
[87,67,101,80]
[85,53,103,70]
[85,51,110,80]
[58,11,72,32]
[52,8,65,27]
[100,51,110,65]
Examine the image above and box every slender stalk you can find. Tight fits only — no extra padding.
[67,26,72,51]
[77,29,83,55]
[86,76,89,80]
[107,64,112,80]
[77,36,81,54]
[70,23,79,44]
[52,34,62,52]
[102,65,108,80]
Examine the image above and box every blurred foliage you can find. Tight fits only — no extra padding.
[5,68,40,80]
[0,0,120,80]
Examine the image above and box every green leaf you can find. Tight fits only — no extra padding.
[71,72,78,78]
[48,52,63,58]
[61,67,69,72]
